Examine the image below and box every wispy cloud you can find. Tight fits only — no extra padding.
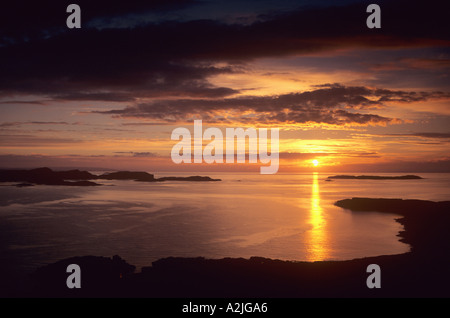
[91,84,446,126]
[0,121,72,127]
[114,151,158,157]
[383,132,450,139]
[0,134,83,146]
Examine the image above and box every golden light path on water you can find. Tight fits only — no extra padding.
[305,172,330,261]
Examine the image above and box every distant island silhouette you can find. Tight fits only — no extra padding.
[327,175,423,180]
[0,167,221,186]
[4,197,449,298]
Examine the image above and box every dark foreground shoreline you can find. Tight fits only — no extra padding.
[2,198,450,298]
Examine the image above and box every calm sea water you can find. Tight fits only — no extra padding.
[1,172,449,276]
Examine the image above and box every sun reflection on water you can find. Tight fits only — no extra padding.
[305,172,329,261]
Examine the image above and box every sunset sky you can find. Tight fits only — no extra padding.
[1,0,449,172]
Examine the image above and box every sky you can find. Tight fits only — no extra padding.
[0,0,449,172]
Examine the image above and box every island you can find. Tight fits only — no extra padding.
[3,197,447,298]
[327,175,423,180]
[98,171,221,182]
[0,167,101,186]
[0,167,221,186]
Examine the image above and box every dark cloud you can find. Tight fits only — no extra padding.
[91,84,444,126]
[0,1,449,101]
[0,135,82,146]
[29,121,71,125]
[0,121,71,127]
[0,100,45,105]
[114,151,158,157]
[336,158,450,173]
[121,122,171,126]
[0,52,239,100]
[413,132,450,139]
[0,0,200,45]
[132,152,158,157]
[279,151,380,159]
[0,122,22,128]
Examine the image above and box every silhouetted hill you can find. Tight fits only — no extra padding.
[0,167,100,186]
[21,253,450,298]
[98,171,155,181]
[55,169,97,180]
[28,255,135,297]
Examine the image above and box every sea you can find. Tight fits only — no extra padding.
[1,171,449,280]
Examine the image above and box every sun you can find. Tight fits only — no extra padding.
[312,159,319,167]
